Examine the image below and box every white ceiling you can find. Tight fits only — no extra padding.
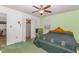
[3,5,79,17]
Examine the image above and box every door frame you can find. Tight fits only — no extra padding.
[26,20,31,40]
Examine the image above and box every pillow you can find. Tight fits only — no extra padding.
[50,27,64,32]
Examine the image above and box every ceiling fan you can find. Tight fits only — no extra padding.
[32,5,52,15]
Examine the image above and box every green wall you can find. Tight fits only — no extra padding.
[41,10,79,43]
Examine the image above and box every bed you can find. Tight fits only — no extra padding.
[33,27,78,53]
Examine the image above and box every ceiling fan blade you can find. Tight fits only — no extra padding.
[40,5,43,7]
[44,10,52,13]
[33,6,40,9]
[32,11,38,13]
[43,5,51,9]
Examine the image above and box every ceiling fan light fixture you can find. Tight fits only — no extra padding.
[39,10,44,14]
[32,5,52,15]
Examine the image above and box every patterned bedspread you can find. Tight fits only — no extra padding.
[34,31,77,53]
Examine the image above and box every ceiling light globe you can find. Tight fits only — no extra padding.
[39,10,44,13]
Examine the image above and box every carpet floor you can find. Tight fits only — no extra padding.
[0,40,46,53]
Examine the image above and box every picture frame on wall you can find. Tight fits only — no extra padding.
[44,24,51,30]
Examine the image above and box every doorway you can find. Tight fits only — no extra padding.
[0,13,7,48]
[26,20,31,40]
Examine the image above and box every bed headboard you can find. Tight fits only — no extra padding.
[50,27,64,32]
[49,27,73,35]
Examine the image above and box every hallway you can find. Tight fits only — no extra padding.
[0,36,6,48]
